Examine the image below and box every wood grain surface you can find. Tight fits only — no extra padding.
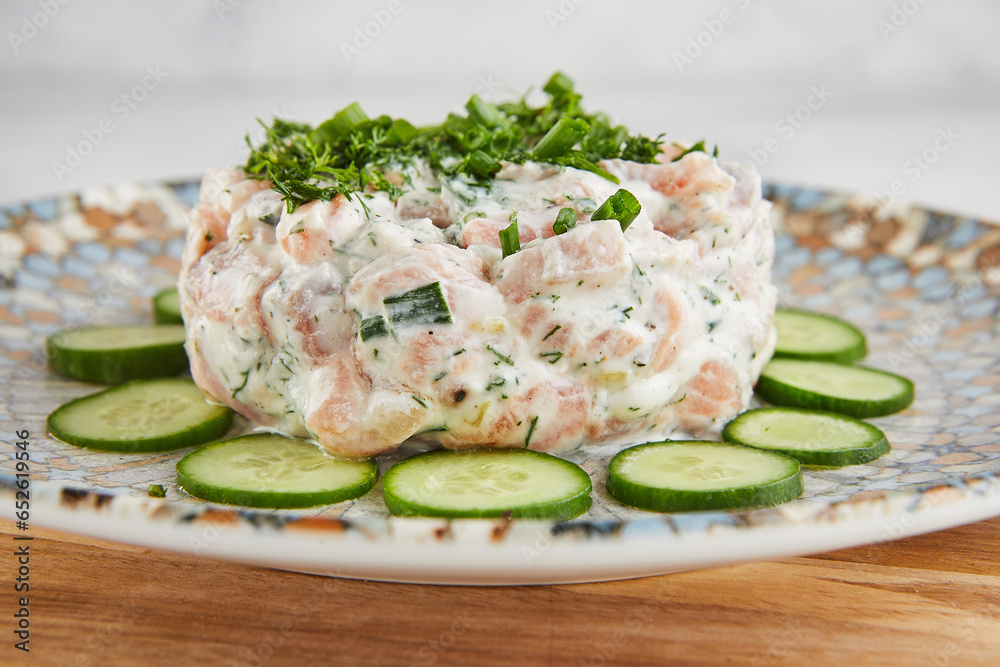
[1,517,998,667]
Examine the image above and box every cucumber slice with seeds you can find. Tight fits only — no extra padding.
[607,441,802,512]
[48,378,232,452]
[177,434,378,509]
[723,407,890,467]
[383,449,592,520]
[153,287,183,324]
[756,358,914,418]
[47,324,188,384]
[774,309,867,363]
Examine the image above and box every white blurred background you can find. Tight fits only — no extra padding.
[1,0,998,219]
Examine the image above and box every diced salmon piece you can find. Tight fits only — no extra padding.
[674,360,744,434]
[277,195,365,265]
[496,219,630,302]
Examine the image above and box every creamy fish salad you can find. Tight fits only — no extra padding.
[179,76,777,457]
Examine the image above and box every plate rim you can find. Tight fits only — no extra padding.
[2,177,999,584]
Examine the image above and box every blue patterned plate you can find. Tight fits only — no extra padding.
[0,181,997,584]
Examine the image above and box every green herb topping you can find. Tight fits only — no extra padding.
[244,72,673,212]
[499,220,521,259]
[359,315,389,341]
[591,189,642,232]
[385,282,452,326]
[552,208,577,235]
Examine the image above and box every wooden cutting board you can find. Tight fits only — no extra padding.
[1,516,997,666]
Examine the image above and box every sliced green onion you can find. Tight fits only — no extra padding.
[553,208,577,235]
[533,117,589,161]
[591,189,642,231]
[499,220,521,259]
[312,102,369,145]
[543,72,575,98]
[465,94,504,128]
[467,150,501,179]
[561,153,620,184]
[360,315,389,341]
[384,283,452,326]
[388,118,418,144]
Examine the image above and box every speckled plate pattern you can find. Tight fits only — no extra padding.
[0,180,998,585]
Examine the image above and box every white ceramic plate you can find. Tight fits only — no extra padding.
[1,180,998,584]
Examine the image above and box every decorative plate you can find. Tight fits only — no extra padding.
[1,180,998,585]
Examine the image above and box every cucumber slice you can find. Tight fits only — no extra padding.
[756,358,914,418]
[176,433,378,509]
[382,449,592,520]
[153,287,183,324]
[48,378,232,452]
[722,407,890,466]
[774,309,867,363]
[47,325,189,384]
[607,441,802,512]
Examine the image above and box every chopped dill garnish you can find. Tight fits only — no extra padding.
[524,415,539,447]
[486,345,515,366]
[243,72,670,212]
[539,351,564,364]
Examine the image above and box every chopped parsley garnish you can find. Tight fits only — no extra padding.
[243,72,670,212]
